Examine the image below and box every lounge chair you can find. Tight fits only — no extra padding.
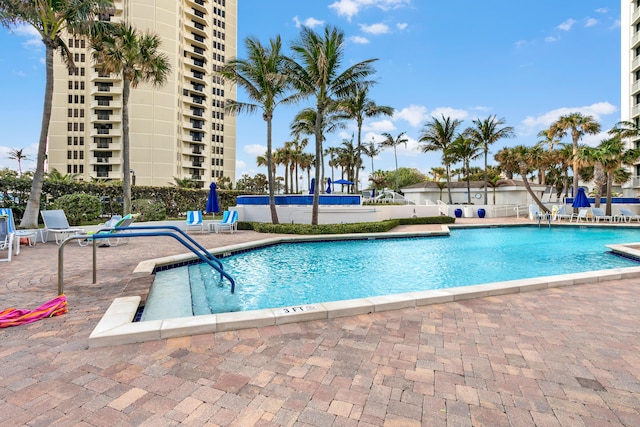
[185,210,204,233]
[529,204,550,224]
[618,207,640,222]
[0,211,14,262]
[41,209,84,244]
[78,214,137,247]
[553,205,574,221]
[571,208,591,222]
[212,210,238,233]
[591,207,612,222]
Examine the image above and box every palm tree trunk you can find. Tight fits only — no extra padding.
[465,160,471,204]
[483,147,488,204]
[312,104,323,225]
[354,126,362,193]
[520,164,549,213]
[445,164,453,204]
[122,78,132,215]
[20,44,55,229]
[266,117,279,224]
[393,147,399,194]
[605,171,614,216]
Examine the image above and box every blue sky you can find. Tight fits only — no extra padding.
[0,0,622,189]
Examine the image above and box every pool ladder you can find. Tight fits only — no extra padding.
[57,225,235,295]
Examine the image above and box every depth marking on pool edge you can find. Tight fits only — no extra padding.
[279,305,316,314]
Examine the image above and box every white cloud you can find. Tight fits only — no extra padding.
[520,102,618,134]
[595,8,608,14]
[363,119,396,133]
[244,144,266,156]
[395,104,428,127]
[545,36,557,43]
[12,24,42,50]
[557,18,576,31]
[585,18,598,28]
[329,0,410,21]
[429,107,469,121]
[293,16,324,29]
[350,36,370,44]
[360,23,390,35]
[396,22,408,31]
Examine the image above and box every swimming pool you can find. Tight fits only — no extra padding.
[141,226,640,320]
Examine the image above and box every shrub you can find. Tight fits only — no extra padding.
[132,199,167,222]
[51,193,102,226]
[241,216,455,235]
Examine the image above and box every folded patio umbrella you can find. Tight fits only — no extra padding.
[0,294,67,328]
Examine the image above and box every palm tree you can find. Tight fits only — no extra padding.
[285,25,377,225]
[171,177,198,188]
[499,145,549,213]
[6,148,29,176]
[380,132,408,193]
[1,0,114,228]
[448,133,482,204]
[45,168,79,182]
[91,23,170,215]
[419,115,462,204]
[550,112,601,206]
[218,36,296,225]
[336,138,358,190]
[594,136,640,214]
[467,115,514,205]
[335,82,393,192]
[361,141,380,180]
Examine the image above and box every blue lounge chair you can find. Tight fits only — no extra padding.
[185,210,204,233]
[618,207,640,222]
[591,207,612,222]
[213,210,238,233]
[0,208,15,262]
[78,214,137,247]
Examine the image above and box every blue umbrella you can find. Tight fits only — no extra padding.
[333,179,353,185]
[309,178,315,194]
[326,178,332,194]
[371,188,376,198]
[206,182,220,213]
[572,187,590,208]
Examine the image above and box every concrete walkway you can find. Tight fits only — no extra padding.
[1,218,640,426]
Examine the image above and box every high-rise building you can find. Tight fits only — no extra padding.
[621,0,640,193]
[46,0,236,188]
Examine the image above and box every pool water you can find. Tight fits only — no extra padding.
[142,227,640,319]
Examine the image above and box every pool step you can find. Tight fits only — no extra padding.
[140,267,193,321]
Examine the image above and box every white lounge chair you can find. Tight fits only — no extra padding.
[41,209,84,244]
[79,214,137,247]
[212,210,238,233]
[185,210,204,233]
[591,207,612,222]
[571,208,591,222]
[553,205,574,221]
[618,207,640,222]
[0,209,15,262]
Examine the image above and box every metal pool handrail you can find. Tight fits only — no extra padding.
[57,226,235,295]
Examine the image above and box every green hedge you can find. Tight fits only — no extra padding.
[0,176,251,222]
[240,215,455,235]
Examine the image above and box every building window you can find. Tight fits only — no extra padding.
[79,165,84,173]
[73,151,78,160]
[67,123,72,131]
[67,137,72,145]
[67,151,72,160]
[68,109,73,117]
[74,137,78,145]
[67,165,72,174]
[80,137,84,145]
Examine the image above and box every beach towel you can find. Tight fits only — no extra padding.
[0,295,67,328]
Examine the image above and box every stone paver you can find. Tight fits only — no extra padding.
[1,217,640,426]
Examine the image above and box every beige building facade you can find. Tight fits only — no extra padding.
[47,0,237,188]
[621,0,640,194]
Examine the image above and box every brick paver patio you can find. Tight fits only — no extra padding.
[1,218,640,426]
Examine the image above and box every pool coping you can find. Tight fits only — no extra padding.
[88,225,640,347]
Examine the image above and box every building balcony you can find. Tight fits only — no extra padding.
[633,80,640,96]
[90,142,121,152]
[90,127,121,138]
[89,99,121,110]
[632,31,640,50]
[90,84,122,95]
[633,6,640,26]
[185,20,207,38]
[92,113,116,122]
[184,32,207,49]
[89,156,114,166]
[632,104,640,118]
[182,131,206,143]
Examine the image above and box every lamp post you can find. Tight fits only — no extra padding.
[130,169,136,186]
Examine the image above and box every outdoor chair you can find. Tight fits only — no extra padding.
[40,209,84,245]
[553,205,575,221]
[185,210,204,233]
[591,207,613,222]
[618,207,640,222]
[78,214,138,247]
[0,213,14,262]
[212,210,238,233]
[571,208,591,222]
